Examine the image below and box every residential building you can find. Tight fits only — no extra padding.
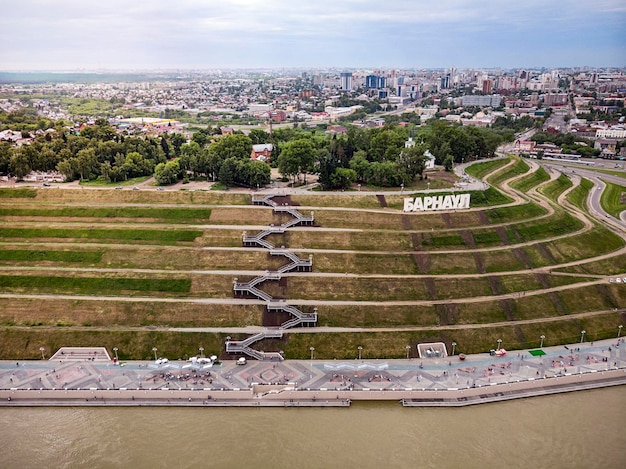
[251,144,273,163]
[340,72,353,91]
[461,94,501,107]
[596,128,626,139]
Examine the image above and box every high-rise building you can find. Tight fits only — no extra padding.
[441,74,450,90]
[340,72,353,91]
[365,75,386,89]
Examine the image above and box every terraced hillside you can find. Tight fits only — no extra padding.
[0,156,624,360]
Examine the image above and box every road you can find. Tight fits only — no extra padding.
[540,160,626,226]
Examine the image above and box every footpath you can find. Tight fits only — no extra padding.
[1,338,624,408]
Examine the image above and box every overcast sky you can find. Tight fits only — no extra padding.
[1,0,624,71]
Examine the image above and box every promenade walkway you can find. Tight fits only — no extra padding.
[1,338,624,407]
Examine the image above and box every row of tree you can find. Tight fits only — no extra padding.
[1,110,515,190]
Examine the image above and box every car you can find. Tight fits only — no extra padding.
[115,186,123,190]
[132,186,139,190]
[42,183,51,187]
[157,187,164,191]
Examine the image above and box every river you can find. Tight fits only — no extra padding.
[1,387,624,468]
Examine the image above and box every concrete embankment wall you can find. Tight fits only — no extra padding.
[1,369,624,407]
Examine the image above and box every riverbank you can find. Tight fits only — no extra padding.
[1,338,624,407]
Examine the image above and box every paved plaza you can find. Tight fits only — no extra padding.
[1,338,625,406]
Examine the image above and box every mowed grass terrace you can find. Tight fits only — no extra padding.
[0,156,624,359]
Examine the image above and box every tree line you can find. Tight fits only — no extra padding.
[1,111,512,190]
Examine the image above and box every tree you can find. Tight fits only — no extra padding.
[330,168,357,190]
[278,138,316,184]
[349,150,371,182]
[397,144,427,182]
[75,148,98,180]
[56,159,76,181]
[160,136,171,159]
[248,129,270,145]
[191,129,209,147]
[9,149,32,179]
[218,157,238,187]
[244,160,271,188]
[368,161,402,187]
[210,134,253,161]
[170,134,187,157]
[443,155,454,172]
[179,142,202,176]
[154,159,181,185]
[368,128,406,162]
[0,142,11,174]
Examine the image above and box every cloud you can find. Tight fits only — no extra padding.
[0,0,624,69]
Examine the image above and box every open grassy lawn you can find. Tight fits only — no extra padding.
[0,226,203,245]
[487,157,530,186]
[484,202,546,223]
[600,180,626,218]
[79,176,151,187]
[566,177,593,212]
[0,308,622,360]
[33,187,251,205]
[465,157,511,180]
[558,284,624,312]
[283,230,412,251]
[555,252,626,277]
[425,252,482,275]
[511,166,550,193]
[0,249,103,264]
[480,250,529,273]
[0,206,213,223]
[0,298,263,328]
[505,210,585,243]
[291,194,384,209]
[0,188,37,198]
[318,304,438,328]
[539,174,573,202]
[0,274,191,296]
[312,252,418,275]
[541,225,624,264]
[0,328,228,361]
[101,246,270,271]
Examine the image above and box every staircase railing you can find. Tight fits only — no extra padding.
[227,194,318,361]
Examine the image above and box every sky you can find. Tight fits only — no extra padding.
[1,0,625,71]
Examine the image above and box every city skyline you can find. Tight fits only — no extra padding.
[0,0,625,71]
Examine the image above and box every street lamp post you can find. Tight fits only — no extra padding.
[113,347,119,360]
[540,335,545,348]
[152,347,158,360]
[618,325,623,338]
[40,347,45,360]
[451,342,456,356]
[406,345,411,360]
[427,182,430,191]
[580,330,586,343]
[357,346,363,360]
[496,339,502,350]
[199,347,204,358]
[310,346,315,360]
